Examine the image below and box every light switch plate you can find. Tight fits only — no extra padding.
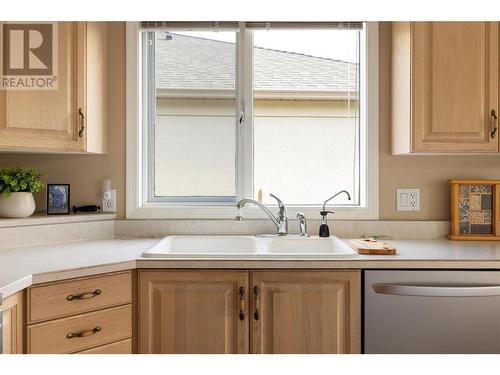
[102,189,116,213]
[397,188,420,211]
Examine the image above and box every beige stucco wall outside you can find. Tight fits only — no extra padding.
[2,22,500,220]
[155,98,358,204]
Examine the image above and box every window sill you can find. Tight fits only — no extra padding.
[0,212,116,229]
[126,204,378,221]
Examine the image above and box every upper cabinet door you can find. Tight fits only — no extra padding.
[250,270,361,354]
[392,22,499,154]
[138,270,249,354]
[413,22,498,152]
[0,22,86,152]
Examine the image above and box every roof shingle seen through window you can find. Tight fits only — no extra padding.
[155,33,359,92]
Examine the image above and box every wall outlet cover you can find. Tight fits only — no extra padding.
[102,189,117,213]
[396,188,420,212]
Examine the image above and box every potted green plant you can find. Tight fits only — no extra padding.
[0,167,45,218]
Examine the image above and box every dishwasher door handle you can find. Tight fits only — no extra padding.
[372,283,500,297]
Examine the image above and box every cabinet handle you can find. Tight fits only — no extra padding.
[78,108,85,138]
[253,286,260,321]
[239,286,245,321]
[66,289,102,301]
[491,109,498,138]
[66,325,102,339]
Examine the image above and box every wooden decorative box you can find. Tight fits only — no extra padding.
[449,179,500,240]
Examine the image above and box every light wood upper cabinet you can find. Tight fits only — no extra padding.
[0,22,107,153]
[392,22,499,154]
[138,270,249,354]
[250,270,360,354]
[1,291,24,354]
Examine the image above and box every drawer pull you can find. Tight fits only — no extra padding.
[66,289,102,301]
[66,325,102,339]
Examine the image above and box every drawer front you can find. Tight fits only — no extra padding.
[28,271,132,323]
[76,339,132,354]
[27,305,132,354]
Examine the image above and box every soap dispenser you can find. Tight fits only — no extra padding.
[319,190,352,237]
[319,210,335,237]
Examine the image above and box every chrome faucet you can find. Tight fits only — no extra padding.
[236,193,288,236]
[322,190,351,212]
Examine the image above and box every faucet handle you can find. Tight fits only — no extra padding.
[269,193,283,207]
[296,212,308,237]
[269,193,286,216]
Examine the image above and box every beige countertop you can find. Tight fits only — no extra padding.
[0,238,157,300]
[3,237,500,300]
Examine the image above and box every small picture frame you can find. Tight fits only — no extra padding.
[449,179,500,240]
[47,184,70,215]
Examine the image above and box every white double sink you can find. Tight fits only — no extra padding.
[142,235,358,259]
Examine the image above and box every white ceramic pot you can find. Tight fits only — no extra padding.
[0,192,36,218]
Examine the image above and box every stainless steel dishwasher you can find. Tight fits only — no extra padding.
[364,270,500,354]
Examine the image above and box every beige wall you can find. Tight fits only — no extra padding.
[0,22,127,217]
[2,22,500,220]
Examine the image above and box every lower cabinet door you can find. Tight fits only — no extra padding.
[1,291,24,354]
[138,270,249,354]
[250,270,361,354]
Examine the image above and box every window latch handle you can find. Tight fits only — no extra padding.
[239,100,245,125]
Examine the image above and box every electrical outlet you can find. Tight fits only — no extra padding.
[397,188,420,211]
[102,189,117,213]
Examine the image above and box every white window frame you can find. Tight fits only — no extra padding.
[126,22,379,220]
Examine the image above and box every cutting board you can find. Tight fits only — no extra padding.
[349,238,397,255]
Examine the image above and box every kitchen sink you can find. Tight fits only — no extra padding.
[266,236,357,257]
[144,235,261,256]
[142,235,358,259]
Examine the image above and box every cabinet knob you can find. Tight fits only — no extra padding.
[491,109,497,138]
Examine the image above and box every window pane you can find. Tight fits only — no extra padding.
[253,29,360,205]
[154,31,236,198]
